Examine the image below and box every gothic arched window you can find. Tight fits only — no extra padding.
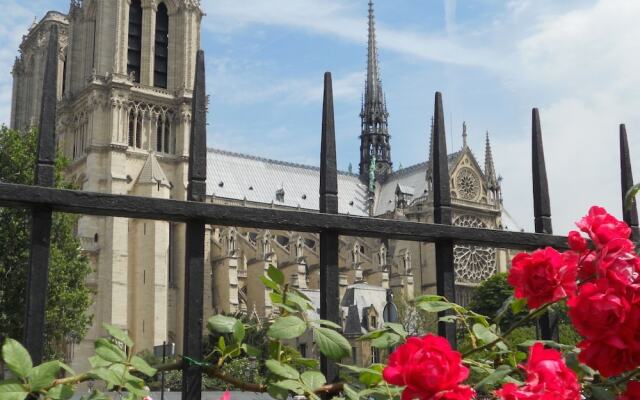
[135,114,142,148]
[127,0,142,83]
[164,118,172,153]
[156,114,163,152]
[128,110,135,147]
[154,3,169,88]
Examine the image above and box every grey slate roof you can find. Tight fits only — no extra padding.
[340,283,388,334]
[374,151,462,215]
[207,149,369,216]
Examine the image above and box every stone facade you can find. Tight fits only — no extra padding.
[10,0,509,370]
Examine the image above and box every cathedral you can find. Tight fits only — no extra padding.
[10,0,509,369]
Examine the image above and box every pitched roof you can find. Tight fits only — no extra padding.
[206,148,369,216]
[136,152,170,187]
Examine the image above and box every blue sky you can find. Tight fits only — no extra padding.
[1,0,639,233]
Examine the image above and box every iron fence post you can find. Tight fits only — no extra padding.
[24,26,58,364]
[319,72,340,383]
[531,108,559,341]
[181,49,207,400]
[432,92,457,347]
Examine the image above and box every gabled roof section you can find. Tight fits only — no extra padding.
[136,153,170,188]
[206,148,368,216]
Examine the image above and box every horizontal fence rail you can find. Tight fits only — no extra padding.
[0,181,570,250]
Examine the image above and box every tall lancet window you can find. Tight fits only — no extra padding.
[127,0,142,83]
[154,3,169,88]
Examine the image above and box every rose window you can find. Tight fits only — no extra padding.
[453,215,496,284]
[456,168,480,200]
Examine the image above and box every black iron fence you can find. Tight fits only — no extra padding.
[1,28,638,400]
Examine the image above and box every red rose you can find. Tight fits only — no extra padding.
[619,381,640,400]
[577,251,597,281]
[508,247,577,309]
[495,343,579,400]
[577,336,638,377]
[577,206,631,248]
[383,334,474,400]
[568,280,629,339]
[598,238,640,290]
[433,386,476,400]
[494,383,536,400]
[568,230,588,252]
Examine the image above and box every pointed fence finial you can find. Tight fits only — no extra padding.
[620,124,640,240]
[188,50,207,202]
[532,108,552,234]
[35,25,59,187]
[532,108,559,342]
[432,92,456,347]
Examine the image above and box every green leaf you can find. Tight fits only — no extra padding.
[241,343,261,357]
[416,300,453,313]
[272,379,304,395]
[343,384,360,400]
[265,359,300,380]
[103,323,133,348]
[313,319,342,330]
[591,385,616,400]
[358,329,386,341]
[88,355,110,368]
[293,357,319,369]
[233,320,246,343]
[472,323,500,345]
[58,362,76,376]
[268,383,291,400]
[95,338,126,363]
[0,380,28,400]
[313,327,351,360]
[268,316,307,340]
[371,332,402,349]
[267,265,285,285]
[123,381,148,397]
[47,384,74,400]
[28,360,61,391]
[301,371,327,391]
[207,315,240,334]
[625,183,640,210]
[286,293,313,311]
[88,367,121,387]
[439,315,458,323]
[414,294,445,302]
[474,365,513,390]
[358,364,383,387]
[517,340,574,350]
[384,322,408,339]
[511,298,527,314]
[2,338,33,379]
[130,355,157,377]
[260,275,280,292]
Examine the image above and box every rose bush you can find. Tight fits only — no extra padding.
[4,206,640,400]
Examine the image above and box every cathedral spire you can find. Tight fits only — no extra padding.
[484,131,497,185]
[359,0,391,181]
[462,121,468,148]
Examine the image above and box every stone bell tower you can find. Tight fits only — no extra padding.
[36,0,203,369]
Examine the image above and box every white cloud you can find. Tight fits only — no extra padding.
[496,0,640,232]
[201,0,497,69]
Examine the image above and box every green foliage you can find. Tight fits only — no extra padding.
[0,127,92,360]
[468,273,526,330]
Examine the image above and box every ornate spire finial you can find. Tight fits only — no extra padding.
[484,131,497,185]
[359,0,391,179]
[462,121,468,148]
